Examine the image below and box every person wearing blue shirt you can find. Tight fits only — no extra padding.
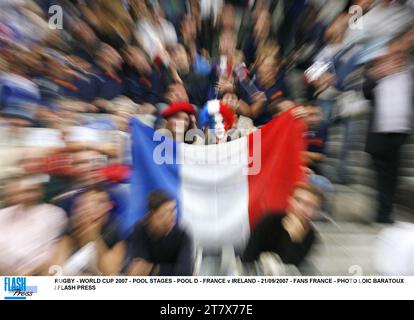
[238,56,289,127]
[122,46,165,105]
[92,43,125,101]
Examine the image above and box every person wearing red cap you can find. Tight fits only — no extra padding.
[162,101,196,119]
[160,101,200,144]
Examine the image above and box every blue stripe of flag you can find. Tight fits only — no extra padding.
[124,118,181,235]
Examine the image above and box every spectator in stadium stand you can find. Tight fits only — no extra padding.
[208,29,239,100]
[242,9,278,69]
[47,148,108,212]
[363,33,414,224]
[238,56,289,127]
[167,44,210,107]
[0,49,41,116]
[134,1,178,63]
[198,99,237,144]
[47,129,125,201]
[79,0,134,50]
[159,101,202,144]
[90,43,125,102]
[122,46,166,105]
[235,93,308,134]
[276,0,309,56]
[159,0,188,30]
[304,102,329,175]
[198,97,257,144]
[241,183,322,267]
[59,186,126,275]
[126,190,193,276]
[0,175,67,275]
[0,52,42,180]
[69,18,102,65]
[185,41,212,77]
[32,49,101,104]
[164,82,192,106]
[303,101,334,215]
[220,91,256,139]
[199,3,237,58]
[178,16,212,77]
[36,136,131,236]
[57,52,107,103]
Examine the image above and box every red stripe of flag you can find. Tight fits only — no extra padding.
[247,108,307,229]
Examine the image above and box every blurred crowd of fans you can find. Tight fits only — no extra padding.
[0,0,413,276]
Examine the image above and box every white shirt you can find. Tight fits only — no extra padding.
[136,19,177,62]
[200,0,223,20]
[0,204,67,275]
[373,70,413,133]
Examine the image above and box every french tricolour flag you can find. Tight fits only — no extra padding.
[127,110,306,252]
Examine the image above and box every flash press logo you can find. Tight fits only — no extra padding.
[3,277,37,300]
